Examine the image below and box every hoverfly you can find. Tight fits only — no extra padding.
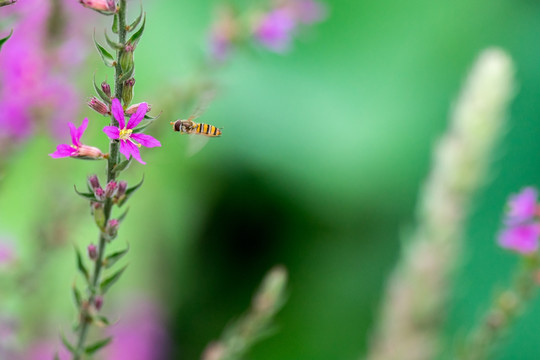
[170,91,222,155]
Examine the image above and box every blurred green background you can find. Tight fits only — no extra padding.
[2,0,540,359]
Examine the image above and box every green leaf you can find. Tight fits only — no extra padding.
[133,112,161,133]
[74,185,101,202]
[72,285,83,308]
[54,352,60,360]
[112,13,119,34]
[100,265,128,294]
[85,337,112,355]
[93,74,111,104]
[127,13,146,46]
[119,62,135,83]
[117,207,130,223]
[104,30,124,50]
[118,175,144,207]
[113,157,133,174]
[60,333,76,354]
[95,315,110,327]
[104,244,130,269]
[0,29,13,52]
[93,32,116,67]
[128,4,144,32]
[75,247,90,283]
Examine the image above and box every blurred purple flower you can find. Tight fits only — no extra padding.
[0,0,88,145]
[254,8,296,53]
[103,297,169,360]
[103,99,161,165]
[288,0,327,24]
[504,187,538,226]
[208,7,238,62]
[0,238,16,268]
[499,223,540,255]
[25,340,70,360]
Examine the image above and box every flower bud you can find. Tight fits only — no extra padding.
[79,0,116,14]
[87,243,98,261]
[94,296,104,311]
[76,145,106,159]
[101,81,111,98]
[88,97,110,116]
[105,181,118,198]
[88,175,101,190]
[116,181,127,197]
[120,44,135,72]
[126,103,152,116]
[106,219,119,239]
[94,205,106,229]
[122,78,135,107]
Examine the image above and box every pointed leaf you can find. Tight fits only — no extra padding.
[112,13,119,33]
[100,265,128,294]
[0,29,13,52]
[127,13,146,46]
[60,333,76,354]
[85,337,112,355]
[95,315,110,327]
[132,120,154,134]
[118,175,144,207]
[93,74,111,104]
[75,247,90,283]
[104,244,130,269]
[128,4,144,32]
[72,285,83,308]
[117,207,130,223]
[93,32,116,67]
[74,185,102,202]
[113,157,133,174]
[144,111,162,121]
[104,30,124,50]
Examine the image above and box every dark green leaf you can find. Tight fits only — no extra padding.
[118,175,144,207]
[72,285,83,308]
[100,265,128,294]
[112,13,119,33]
[93,32,116,67]
[104,244,130,269]
[113,157,133,174]
[104,30,124,50]
[127,13,146,46]
[144,111,162,121]
[74,185,101,202]
[60,333,76,354]
[75,247,90,283]
[95,315,110,327]
[85,337,112,355]
[93,74,111,104]
[119,63,135,83]
[128,4,144,32]
[0,29,13,52]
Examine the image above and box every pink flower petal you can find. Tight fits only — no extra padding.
[111,98,125,128]
[127,102,148,129]
[103,126,120,139]
[131,133,161,148]
[76,118,89,144]
[506,187,538,225]
[498,223,540,255]
[119,140,132,160]
[49,144,76,158]
[68,122,79,146]
[124,141,146,164]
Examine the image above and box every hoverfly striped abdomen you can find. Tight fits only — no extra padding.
[195,123,222,137]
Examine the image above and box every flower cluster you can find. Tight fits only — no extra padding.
[498,187,540,254]
[209,0,327,62]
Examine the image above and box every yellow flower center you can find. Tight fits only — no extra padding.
[119,128,133,140]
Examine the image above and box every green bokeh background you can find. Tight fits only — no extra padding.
[2,0,540,358]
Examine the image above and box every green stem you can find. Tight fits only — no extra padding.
[457,255,539,360]
[72,1,128,358]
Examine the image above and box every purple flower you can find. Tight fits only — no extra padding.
[103,98,161,165]
[0,239,15,268]
[498,223,540,255]
[254,8,296,53]
[49,118,105,159]
[103,297,169,360]
[505,187,538,226]
[289,0,327,24]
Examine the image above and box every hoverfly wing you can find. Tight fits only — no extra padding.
[186,134,211,157]
[187,89,216,122]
